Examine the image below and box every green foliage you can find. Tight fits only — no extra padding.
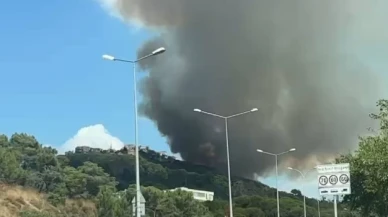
[0,134,8,147]
[0,147,25,184]
[336,99,388,216]
[121,186,213,217]
[290,189,302,197]
[97,186,124,217]
[78,161,117,196]
[10,133,40,149]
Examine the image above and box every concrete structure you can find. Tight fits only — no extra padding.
[75,146,91,153]
[167,187,214,202]
[122,145,136,155]
[139,145,150,153]
[75,146,102,153]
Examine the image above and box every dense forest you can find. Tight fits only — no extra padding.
[1,99,388,216]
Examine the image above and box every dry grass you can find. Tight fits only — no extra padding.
[0,184,97,217]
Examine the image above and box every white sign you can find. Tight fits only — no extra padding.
[317,163,351,196]
[316,163,349,174]
[132,192,146,216]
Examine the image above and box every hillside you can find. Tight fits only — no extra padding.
[64,148,340,216]
[65,147,315,198]
[0,133,349,217]
[65,149,274,199]
[0,184,97,217]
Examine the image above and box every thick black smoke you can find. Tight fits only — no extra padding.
[104,0,386,177]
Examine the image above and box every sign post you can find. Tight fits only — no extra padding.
[132,192,146,217]
[317,163,351,217]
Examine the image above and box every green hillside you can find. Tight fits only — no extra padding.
[0,132,349,217]
[64,149,342,216]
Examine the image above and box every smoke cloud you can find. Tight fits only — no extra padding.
[102,0,387,177]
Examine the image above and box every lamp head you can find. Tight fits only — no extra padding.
[289,148,296,152]
[251,108,258,112]
[152,47,166,56]
[102,54,115,61]
[256,149,263,153]
[193,108,202,112]
[287,167,293,170]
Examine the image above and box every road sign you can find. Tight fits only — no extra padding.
[319,175,328,185]
[339,174,349,184]
[132,192,146,216]
[316,163,349,173]
[317,163,351,196]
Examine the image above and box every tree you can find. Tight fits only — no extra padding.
[291,189,302,197]
[165,189,212,217]
[63,166,87,198]
[97,186,121,217]
[9,133,40,149]
[78,161,117,196]
[337,99,388,216]
[0,134,8,147]
[0,147,25,183]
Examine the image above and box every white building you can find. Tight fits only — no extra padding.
[167,187,214,202]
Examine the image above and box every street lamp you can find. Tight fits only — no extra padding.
[287,167,316,217]
[256,148,296,217]
[102,47,166,217]
[317,198,321,217]
[287,167,321,217]
[194,107,259,217]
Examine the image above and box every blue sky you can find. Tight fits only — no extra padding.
[0,0,170,152]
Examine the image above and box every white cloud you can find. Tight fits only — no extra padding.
[97,0,120,18]
[58,124,124,154]
[97,0,144,33]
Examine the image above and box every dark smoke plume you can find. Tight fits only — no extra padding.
[104,0,387,177]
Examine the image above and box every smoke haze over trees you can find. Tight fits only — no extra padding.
[101,0,388,177]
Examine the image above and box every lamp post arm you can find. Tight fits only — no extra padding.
[277,150,291,156]
[109,57,135,63]
[260,151,276,156]
[198,110,226,119]
[111,53,154,63]
[135,53,154,62]
[227,110,254,119]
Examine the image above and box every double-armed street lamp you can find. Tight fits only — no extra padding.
[287,167,313,217]
[256,148,296,217]
[193,108,259,217]
[102,47,166,217]
[287,167,320,217]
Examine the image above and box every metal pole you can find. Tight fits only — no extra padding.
[275,154,280,217]
[302,182,306,217]
[317,199,320,217]
[334,195,338,217]
[134,62,141,217]
[225,118,233,217]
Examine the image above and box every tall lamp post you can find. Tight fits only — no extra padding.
[256,148,296,217]
[194,108,259,217]
[317,198,320,217]
[287,167,317,217]
[102,47,166,217]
